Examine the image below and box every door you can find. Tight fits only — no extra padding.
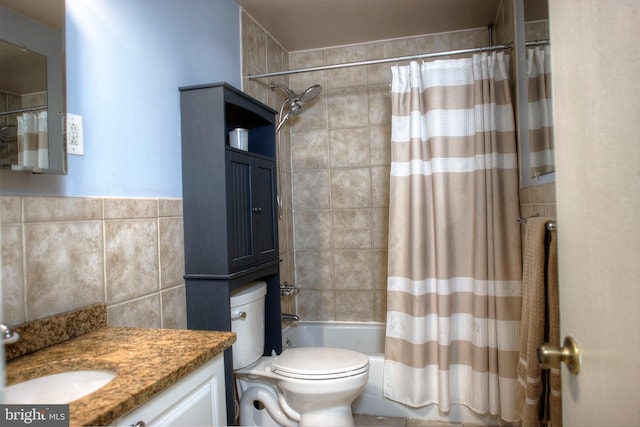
[252,157,278,263]
[227,150,254,271]
[550,2,640,425]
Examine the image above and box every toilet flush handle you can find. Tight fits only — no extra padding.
[231,310,247,321]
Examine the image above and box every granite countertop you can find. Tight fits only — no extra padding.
[5,307,235,426]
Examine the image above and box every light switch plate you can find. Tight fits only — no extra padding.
[67,113,84,156]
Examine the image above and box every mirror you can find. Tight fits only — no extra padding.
[0,3,66,174]
[516,0,553,187]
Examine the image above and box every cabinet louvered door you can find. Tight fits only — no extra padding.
[252,157,278,263]
[227,151,254,271]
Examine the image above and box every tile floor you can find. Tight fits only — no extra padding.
[354,414,495,427]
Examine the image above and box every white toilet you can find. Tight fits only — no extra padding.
[231,281,369,427]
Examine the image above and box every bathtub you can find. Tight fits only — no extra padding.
[282,321,503,425]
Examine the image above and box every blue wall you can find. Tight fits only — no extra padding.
[0,0,241,197]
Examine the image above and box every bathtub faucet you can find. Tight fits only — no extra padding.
[281,313,300,322]
[280,282,299,296]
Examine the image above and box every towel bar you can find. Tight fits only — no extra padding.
[516,214,557,231]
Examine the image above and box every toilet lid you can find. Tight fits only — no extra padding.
[270,347,369,380]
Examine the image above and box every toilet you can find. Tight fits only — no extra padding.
[231,281,369,427]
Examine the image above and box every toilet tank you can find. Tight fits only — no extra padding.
[230,281,267,370]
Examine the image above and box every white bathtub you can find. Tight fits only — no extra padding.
[282,321,504,425]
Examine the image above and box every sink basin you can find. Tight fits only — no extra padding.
[6,370,117,404]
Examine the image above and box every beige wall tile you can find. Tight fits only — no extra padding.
[159,217,185,289]
[372,207,389,249]
[372,290,387,322]
[104,198,157,219]
[326,44,368,89]
[331,168,372,208]
[289,50,325,70]
[333,250,373,290]
[327,87,369,129]
[329,127,370,168]
[158,199,183,217]
[297,289,335,320]
[366,38,410,84]
[24,196,102,222]
[449,28,488,50]
[161,285,187,329]
[292,170,331,209]
[1,196,22,223]
[370,124,392,166]
[290,96,328,131]
[335,290,374,321]
[293,210,333,250]
[25,221,104,320]
[291,128,329,170]
[242,12,266,71]
[371,166,390,208]
[1,223,25,324]
[1,195,188,327]
[107,294,161,328]
[368,85,391,126]
[332,208,372,250]
[372,249,388,290]
[105,219,159,304]
[406,33,451,56]
[294,250,333,289]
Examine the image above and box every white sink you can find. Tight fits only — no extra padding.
[6,370,117,404]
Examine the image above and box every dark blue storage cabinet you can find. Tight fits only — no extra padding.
[179,83,282,425]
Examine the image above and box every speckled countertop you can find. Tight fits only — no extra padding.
[5,305,235,427]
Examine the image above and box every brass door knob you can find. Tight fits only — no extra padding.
[537,336,581,375]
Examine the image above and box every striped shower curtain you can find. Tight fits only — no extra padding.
[17,111,48,169]
[527,45,554,177]
[383,52,522,422]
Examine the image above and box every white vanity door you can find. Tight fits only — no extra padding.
[115,354,226,427]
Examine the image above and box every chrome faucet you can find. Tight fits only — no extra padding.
[281,313,300,322]
[1,323,20,344]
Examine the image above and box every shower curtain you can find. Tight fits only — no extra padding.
[383,52,522,422]
[527,45,554,177]
[17,111,48,169]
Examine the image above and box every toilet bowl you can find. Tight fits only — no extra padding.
[231,282,369,427]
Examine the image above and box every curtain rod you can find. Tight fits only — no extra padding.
[247,39,549,80]
[0,105,47,117]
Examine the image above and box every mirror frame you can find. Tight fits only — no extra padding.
[515,0,554,188]
[0,5,66,174]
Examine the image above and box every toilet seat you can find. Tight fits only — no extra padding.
[270,347,369,380]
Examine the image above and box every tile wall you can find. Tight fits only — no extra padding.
[286,29,491,322]
[241,11,296,315]
[241,7,557,323]
[1,196,186,329]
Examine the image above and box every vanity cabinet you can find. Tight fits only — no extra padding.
[115,355,226,427]
[179,82,283,425]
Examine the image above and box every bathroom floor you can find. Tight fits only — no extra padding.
[354,414,487,427]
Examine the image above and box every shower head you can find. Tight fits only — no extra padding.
[300,84,322,103]
[271,82,323,133]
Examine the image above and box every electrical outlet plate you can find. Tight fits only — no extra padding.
[67,113,84,156]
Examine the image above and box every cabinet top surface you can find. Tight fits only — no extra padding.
[6,326,235,426]
[179,81,277,115]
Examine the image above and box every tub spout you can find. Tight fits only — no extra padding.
[281,313,300,322]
